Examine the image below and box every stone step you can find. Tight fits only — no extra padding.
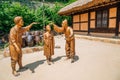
[75,35,120,44]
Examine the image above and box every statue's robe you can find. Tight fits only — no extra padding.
[53,24,75,58]
[43,32,54,58]
[9,26,31,70]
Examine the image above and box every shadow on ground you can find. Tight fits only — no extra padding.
[52,55,79,63]
[18,59,45,73]
[17,55,79,73]
[52,55,66,62]
[74,55,79,62]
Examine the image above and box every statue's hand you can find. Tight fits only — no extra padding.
[16,46,21,53]
[14,43,21,53]
[65,38,70,41]
[49,22,54,26]
[45,42,49,47]
[50,21,55,25]
[32,22,39,25]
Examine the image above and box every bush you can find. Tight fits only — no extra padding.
[0,2,35,33]
[0,1,72,34]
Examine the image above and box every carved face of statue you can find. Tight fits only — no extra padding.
[46,25,51,32]
[18,19,24,28]
[62,19,68,30]
[14,16,24,28]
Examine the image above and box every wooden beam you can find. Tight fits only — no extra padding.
[71,14,73,28]
[88,11,90,35]
[115,2,120,37]
[79,14,81,31]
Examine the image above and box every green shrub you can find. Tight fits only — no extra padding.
[0,1,72,34]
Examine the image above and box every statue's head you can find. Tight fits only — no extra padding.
[46,25,51,32]
[62,19,68,30]
[14,16,24,28]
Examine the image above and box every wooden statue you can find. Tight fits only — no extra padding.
[52,19,75,63]
[43,25,54,65]
[9,16,37,76]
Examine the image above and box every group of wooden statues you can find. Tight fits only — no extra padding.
[9,16,75,76]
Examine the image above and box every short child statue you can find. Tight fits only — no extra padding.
[9,16,37,76]
[43,25,54,65]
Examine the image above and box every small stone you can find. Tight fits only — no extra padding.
[3,47,10,57]
[23,47,33,54]
[0,54,4,60]
[55,45,61,48]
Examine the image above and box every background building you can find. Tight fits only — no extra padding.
[58,0,120,37]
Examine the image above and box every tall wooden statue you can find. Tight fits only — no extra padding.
[9,16,37,76]
[52,19,75,63]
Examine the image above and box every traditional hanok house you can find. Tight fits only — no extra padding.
[58,0,120,37]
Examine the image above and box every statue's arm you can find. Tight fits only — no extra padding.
[9,30,20,52]
[43,33,48,46]
[52,35,55,48]
[21,22,38,33]
[10,30,16,44]
[53,24,64,33]
[69,27,74,37]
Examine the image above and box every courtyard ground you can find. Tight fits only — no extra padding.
[0,35,120,80]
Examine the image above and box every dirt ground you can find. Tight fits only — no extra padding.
[0,35,120,80]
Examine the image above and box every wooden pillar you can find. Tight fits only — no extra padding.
[88,11,91,35]
[79,14,81,31]
[115,2,120,37]
[71,14,73,28]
